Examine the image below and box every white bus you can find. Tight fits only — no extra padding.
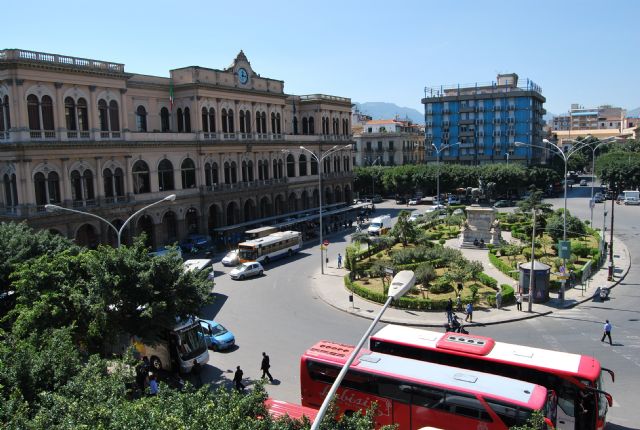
[238,230,302,264]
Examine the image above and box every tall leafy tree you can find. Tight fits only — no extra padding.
[391,210,416,246]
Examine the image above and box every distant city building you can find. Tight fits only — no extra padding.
[0,49,353,248]
[552,104,636,143]
[422,73,546,165]
[353,118,425,166]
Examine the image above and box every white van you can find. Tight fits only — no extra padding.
[367,215,392,235]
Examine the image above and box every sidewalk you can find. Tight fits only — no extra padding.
[311,234,631,327]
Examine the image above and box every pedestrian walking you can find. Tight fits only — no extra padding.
[445,298,453,323]
[456,294,462,312]
[516,292,523,311]
[465,302,473,322]
[337,253,342,269]
[261,352,274,382]
[233,366,245,392]
[495,290,502,309]
[148,373,159,396]
[601,320,613,345]
[192,359,202,388]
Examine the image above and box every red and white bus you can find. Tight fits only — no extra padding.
[301,341,557,430]
[369,325,614,430]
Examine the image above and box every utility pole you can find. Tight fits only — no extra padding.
[608,191,615,281]
[528,209,536,312]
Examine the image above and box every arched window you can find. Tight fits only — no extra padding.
[257,160,263,181]
[262,159,269,180]
[277,159,283,178]
[0,95,11,133]
[240,111,246,133]
[84,170,95,201]
[321,117,327,135]
[132,160,151,194]
[98,99,108,131]
[293,117,298,135]
[271,112,276,133]
[343,118,349,135]
[308,116,315,134]
[224,161,231,184]
[160,107,170,132]
[47,172,60,203]
[65,97,77,131]
[286,154,295,177]
[113,168,124,197]
[108,100,119,131]
[35,171,61,206]
[183,107,191,132]
[136,105,147,132]
[177,108,184,132]
[3,173,18,207]
[241,160,248,182]
[255,111,262,133]
[158,159,174,191]
[260,112,266,134]
[211,162,218,184]
[311,156,318,175]
[272,159,278,179]
[208,108,216,133]
[228,109,234,133]
[276,113,281,134]
[247,160,254,181]
[41,96,54,130]
[244,110,251,133]
[324,158,330,174]
[205,162,218,186]
[77,98,88,131]
[27,95,41,130]
[299,154,307,176]
[181,158,196,188]
[221,109,228,133]
[202,107,209,133]
[302,117,308,135]
[230,161,237,183]
[103,168,114,198]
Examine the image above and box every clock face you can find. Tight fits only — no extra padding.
[238,68,248,84]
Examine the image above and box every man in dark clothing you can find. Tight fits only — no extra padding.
[233,366,245,392]
[192,359,202,388]
[135,356,150,392]
[445,298,453,323]
[261,352,274,382]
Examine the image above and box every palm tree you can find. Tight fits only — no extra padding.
[351,231,373,256]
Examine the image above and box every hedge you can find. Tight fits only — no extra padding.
[488,252,518,280]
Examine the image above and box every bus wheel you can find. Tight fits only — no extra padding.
[150,356,162,371]
[287,249,293,257]
[264,256,270,264]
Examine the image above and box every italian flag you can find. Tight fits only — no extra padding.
[169,80,174,111]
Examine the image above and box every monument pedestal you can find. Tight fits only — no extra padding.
[459,205,502,248]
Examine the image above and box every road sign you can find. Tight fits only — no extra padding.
[323,239,329,246]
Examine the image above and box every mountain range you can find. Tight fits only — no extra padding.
[353,102,424,124]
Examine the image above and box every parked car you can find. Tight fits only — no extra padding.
[222,249,240,266]
[580,179,588,186]
[605,190,615,200]
[179,234,213,254]
[408,198,420,205]
[229,262,264,280]
[593,193,605,203]
[448,195,461,205]
[199,319,235,351]
[494,200,514,208]
[408,213,423,223]
[425,204,446,213]
[452,208,465,216]
[624,197,640,206]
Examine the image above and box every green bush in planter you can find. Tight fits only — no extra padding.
[500,283,515,304]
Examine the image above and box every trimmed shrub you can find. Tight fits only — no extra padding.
[477,272,498,289]
[489,252,518,279]
[501,283,515,304]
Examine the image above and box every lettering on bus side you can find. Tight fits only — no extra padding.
[320,385,391,417]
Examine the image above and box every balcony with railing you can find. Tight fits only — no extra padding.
[0,49,125,73]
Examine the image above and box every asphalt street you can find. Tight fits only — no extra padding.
[199,183,640,429]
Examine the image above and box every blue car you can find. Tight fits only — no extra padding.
[199,319,235,351]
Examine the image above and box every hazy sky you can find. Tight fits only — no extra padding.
[3,0,638,115]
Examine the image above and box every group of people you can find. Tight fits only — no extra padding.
[233,352,274,392]
[135,356,159,396]
[445,297,474,324]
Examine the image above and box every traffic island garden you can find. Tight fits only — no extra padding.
[344,240,514,311]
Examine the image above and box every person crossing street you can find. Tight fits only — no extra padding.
[601,320,613,345]
[261,352,274,382]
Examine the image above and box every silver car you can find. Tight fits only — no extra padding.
[229,262,264,280]
[221,249,239,266]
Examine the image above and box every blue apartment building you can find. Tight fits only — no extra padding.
[422,73,546,165]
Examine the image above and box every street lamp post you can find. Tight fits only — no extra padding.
[299,144,351,275]
[45,194,176,248]
[565,136,617,225]
[309,270,416,430]
[431,142,460,205]
[505,152,510,165]
[516,139,590,302]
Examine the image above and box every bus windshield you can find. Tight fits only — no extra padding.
[176,323,207,361]
[238,247,257,261]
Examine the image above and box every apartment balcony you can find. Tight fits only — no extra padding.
[459,106,475,113]
[459,119,475,125]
